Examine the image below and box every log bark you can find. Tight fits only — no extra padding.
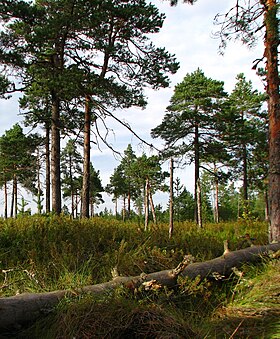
[0,243,279,330]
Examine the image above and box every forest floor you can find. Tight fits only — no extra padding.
[0,217,279,338]
[208,259,280,338]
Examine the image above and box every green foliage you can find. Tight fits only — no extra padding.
[218,73,267,203]
[0,123,40,194]
[151,68,227,158]
[173,178,195,222]
[0,215,268,297]
[1,0,179,115]
[106,145,169,221]
[208,260,280,338]
[0,74,12,99]
[0,215,275,337]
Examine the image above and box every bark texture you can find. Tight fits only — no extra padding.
[265,0,280,242]
[169,157,174,238]
[0,243,279,330]
[51,92,61,214]
[45,124,51,214]
[81,95,91,218]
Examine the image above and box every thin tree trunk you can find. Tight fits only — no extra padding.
[45,124,51,214]
[69,155,75,218]
[148,191,157,225]
[115,197,118,217]
[122,196,126,221]
[213,164,219,223]
[37,147,42,214]
[71,192,75,218]
[144,179,149,231]
[81,95,91,218]
[169,157,174,238]
[194,121,201,226]
[196,178,202,228]
[264,189,269,221]
[10,175,15,218]
[14,174,17,218]
[127,188,131,219]
[51,91,61,214]
[265,0,280,242]
[90,198,94,217]
[214,176,219,223]
[242,142,249,214]
[4,179,7,219]
[75,193,79,218]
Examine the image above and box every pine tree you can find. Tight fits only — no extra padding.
[0,124,39,217]
[0,0,179,216]
[152,68,226,227]
[89,163,104,217]
[61,139,83,218]
[219,73,267,214]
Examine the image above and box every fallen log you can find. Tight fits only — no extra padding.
[0,242,279,330]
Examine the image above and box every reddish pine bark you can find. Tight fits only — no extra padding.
[264,0,280,242]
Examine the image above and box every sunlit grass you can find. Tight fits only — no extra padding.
[0,215,276,337]
[0,215,269,297]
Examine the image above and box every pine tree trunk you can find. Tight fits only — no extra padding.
[264,189,269,221]
[196,178,202,228]
[71,192,75,218]
[213,163,219,223]
[127,189,131,219]
[4,179,7,219]
[115,197,118,217]
[242,142,249,213]
[90,198,94,217]
[10,175,15,218]
[51,91,61,214]
[14,174,17,218]
[68,155,75,218]
[214,176,219,223]
[194,121,202,226]
[148,191,157,225]
[81,95,91,218]
[144,179,149,231]
[265,0,280,242]
[37,147,42,214]
[75,193,79,218]
[122,197,126,221]
[45,124,51,214]
[169,158,174,238]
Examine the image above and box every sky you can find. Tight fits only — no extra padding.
[0,0,265,214]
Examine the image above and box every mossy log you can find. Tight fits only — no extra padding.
[0,243,280,330]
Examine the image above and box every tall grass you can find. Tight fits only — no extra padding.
[1,215,276,338]
[0,215,268,297]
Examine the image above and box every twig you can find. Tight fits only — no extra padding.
[229,319,244,339]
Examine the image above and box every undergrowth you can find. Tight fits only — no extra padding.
[0,215,268,297]
[1,215,277,338]
[17,260,280,338]
[208,259,280,338]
